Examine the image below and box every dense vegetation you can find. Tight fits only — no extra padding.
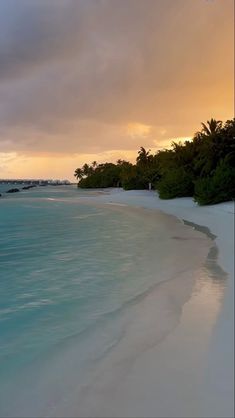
[74,118,235,205]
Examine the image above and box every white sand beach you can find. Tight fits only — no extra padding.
[1,188,233,418]
[65,188,234,418]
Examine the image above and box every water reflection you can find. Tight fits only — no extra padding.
[183,220,227,332]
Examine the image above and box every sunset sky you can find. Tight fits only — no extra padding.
[0,0,234,181]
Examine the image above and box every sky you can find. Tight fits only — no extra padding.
[0,0,234,181]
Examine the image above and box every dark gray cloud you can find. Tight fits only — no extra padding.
[0,0,87,79]
[0,0,233,155]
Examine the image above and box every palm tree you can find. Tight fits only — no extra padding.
[74,167,83,179]
[201,118,222,136]
[136,147,150,166]
[116,159,124,165]
[82,163,92,176]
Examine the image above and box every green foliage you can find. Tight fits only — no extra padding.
[78,163,121,188]
[73,118,235,205]
[201,118,222,136]
[135,147,161,186]
[194,160,235,205]
[156,168,194,199]
[122,171,147,190]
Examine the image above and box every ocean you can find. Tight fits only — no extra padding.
[0,186,225,417]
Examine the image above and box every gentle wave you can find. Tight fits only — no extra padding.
[0,186,215,417]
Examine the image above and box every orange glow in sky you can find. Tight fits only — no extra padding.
[0,0,233,180]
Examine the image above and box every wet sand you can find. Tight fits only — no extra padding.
[55,189,233,417]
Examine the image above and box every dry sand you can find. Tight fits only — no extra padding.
[69,189,234,418]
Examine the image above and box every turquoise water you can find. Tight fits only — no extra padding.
[0,186,184,416]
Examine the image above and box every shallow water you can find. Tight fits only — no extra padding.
[0,186,227,417]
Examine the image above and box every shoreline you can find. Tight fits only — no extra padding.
[1,192,214,418]
[80,188,233,269]
[74,188,234,417]
[1,187,233,417]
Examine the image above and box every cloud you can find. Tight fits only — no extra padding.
[126,123,152,139]
[0,0,234,162]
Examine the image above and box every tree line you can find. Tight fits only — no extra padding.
[74,118,235,205]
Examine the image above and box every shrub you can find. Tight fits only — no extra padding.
[121,166,147,190]
[194,160,235,205]
[122,176,146,190]
[156,168,194,199]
